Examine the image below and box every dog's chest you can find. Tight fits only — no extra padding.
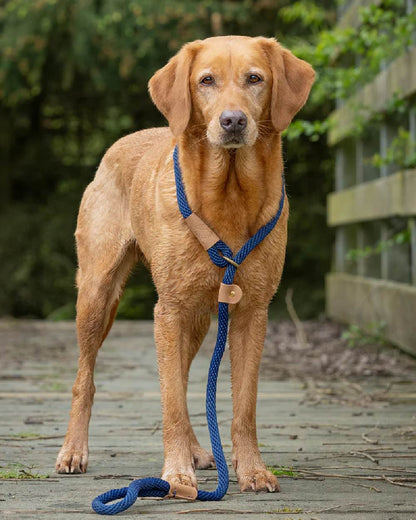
[178,237,279,311]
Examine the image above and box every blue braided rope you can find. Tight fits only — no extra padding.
[197,300,230,500]
[173,145,192,218]
[91,145,285,514]
[92,478,170,515]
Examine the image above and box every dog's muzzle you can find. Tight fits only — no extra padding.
[219,110,247,146]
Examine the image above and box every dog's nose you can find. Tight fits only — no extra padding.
[219,110,247,133]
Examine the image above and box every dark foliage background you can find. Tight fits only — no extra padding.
[0,0,335,320]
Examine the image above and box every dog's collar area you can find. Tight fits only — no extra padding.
[174,144,285,302]
[173,145,286,257]
[185,213,219,250]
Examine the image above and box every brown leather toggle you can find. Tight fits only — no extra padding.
[218,283,243,304]
[185,213,220,250]
[165,483,198,500]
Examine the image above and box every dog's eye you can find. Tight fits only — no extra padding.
[247,74,262,84]
[200,76,215,85]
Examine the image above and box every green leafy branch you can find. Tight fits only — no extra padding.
[283,118,331,141]
[371,128,416,170]
[342,321,388,348]
[283,0,416,140]
[346,228,411,263]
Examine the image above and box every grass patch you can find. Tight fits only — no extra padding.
[268,465,299,478]
[272,506,303,513]
[9,432,41,439]
[0,463,50,479]
[41,381,67,392]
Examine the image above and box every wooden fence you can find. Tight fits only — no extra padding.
[326,0,416,355]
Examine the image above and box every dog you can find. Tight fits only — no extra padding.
[55,35,315,493]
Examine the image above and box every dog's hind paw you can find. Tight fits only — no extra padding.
[192,446,216,470]
[237,468,280,493]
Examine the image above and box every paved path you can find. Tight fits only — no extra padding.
[1,320,416,519]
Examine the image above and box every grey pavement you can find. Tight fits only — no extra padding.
[1,320,416,519]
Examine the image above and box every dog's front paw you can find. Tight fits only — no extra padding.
[236,467,280,493]
[162,466,198,490]
[55,442,88,474]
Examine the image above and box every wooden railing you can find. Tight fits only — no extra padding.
[326,0,416,355]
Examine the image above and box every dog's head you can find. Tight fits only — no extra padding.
[149,36,315,147]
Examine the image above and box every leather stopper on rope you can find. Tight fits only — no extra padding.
[218,283,243,304]
[165,483,198,500]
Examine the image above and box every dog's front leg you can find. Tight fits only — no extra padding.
[154,301,198,489]
[229,305,280,492]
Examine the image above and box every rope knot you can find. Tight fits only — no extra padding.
[207,241,236,268]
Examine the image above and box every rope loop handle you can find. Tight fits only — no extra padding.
[92,478,170,515]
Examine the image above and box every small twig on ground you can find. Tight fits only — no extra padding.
[1,478,59,482]
[378,454,416,459]
[351,482,381,493]
[297,469,416,489]
[151,421,161,435]
[285,288,309,348]
[316,464,416,474]
[0,434,64,441]
[298,469,377,480]
[309,502,360,514]
[345,381,364,394]
[178,509,264,514]
[94,475,135,480]
[374,465,416,474]
[351,447,392,452]
[350,450,379,464]
[308,446,392,463]
[307,453,354,462]
[376,382,394,396]
[179,506,356,515]
[382,476,416,488]
[362,432,379,445]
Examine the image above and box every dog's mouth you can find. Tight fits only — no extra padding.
[220,133,246,149]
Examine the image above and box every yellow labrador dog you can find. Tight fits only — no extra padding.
[56,35,315,493]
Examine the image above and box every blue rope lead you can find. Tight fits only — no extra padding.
[91,146,285,515]
[92,478,170,515]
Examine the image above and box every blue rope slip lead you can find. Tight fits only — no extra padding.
[91,145,285,515]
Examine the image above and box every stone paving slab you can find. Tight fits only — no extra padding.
[1,320,416,519]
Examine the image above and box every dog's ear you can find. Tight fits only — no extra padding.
[259,38,315,133]
[149,41,201,137]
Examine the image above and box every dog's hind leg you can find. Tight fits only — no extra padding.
[56,170,137,474]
